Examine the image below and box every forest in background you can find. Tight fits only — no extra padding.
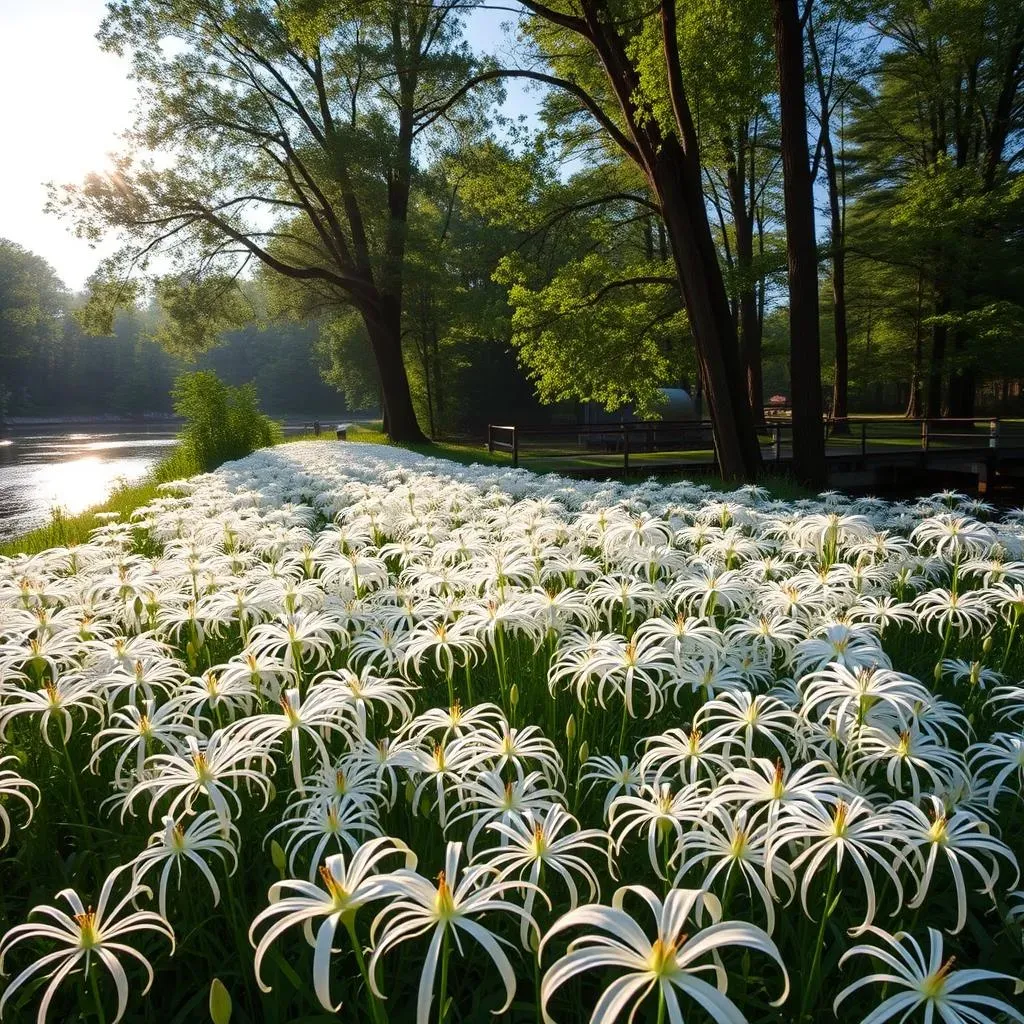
[1,0,1021,473]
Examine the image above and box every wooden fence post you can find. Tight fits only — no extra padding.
[487,424,493,454]
[512,427,519,468]
[623,425,630,476]
[860,421,867,457]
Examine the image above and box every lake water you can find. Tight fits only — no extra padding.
[0,423,183,540]
[0,421,325,541]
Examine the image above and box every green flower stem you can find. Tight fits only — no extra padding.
[495,627,510,711]
[61,732,90,831]
[1001,608,1020,672]
[800,861,839,1023]
[438,925,452,1024]
[89,958,107,1024]
[345,917,387,1024]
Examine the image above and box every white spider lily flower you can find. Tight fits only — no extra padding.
[466,721,565,785]
[635,613,724,666]
[483,805,609,944]
[913,588,995,638]
[400,699,505,743]
[249,836,414,1012]
[609,783,707,878]
[723,612,804,661]
[124,732,274,834]
[270,796,383,878]
[313,667,415,734]
[694,691,800,769]
[166,668,257,723]
[799,662,932,736]
[225,685,353,792]
[911,514,994,559]
[969,732,1024,807]
[449,770,562,856]
[369,841,544,1024]
[711,757,847,824]
[0,756,39,849]
[131,813,239,916]
[540,885,789,1024]
[402,618,484,680]
[852,726,966,803]
[0,866,174,1024]
[791,623,891,677]
[349,622,410,674]
[580,755,648,817]
[248,609,344,675]
[397,734,477,826]
[769,797,907,932]
[638,727,732,788]
[985,685,1024,726]
[834,925,1024,1024]
[671,566,749,619]
[889,796,1020,933]
[673,806,795,935]
[0,676,103,747]
[89,700,195,782]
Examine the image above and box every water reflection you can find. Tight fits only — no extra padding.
[0,424,179,540]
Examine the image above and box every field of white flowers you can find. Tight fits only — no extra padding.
[1,441,1023,1024]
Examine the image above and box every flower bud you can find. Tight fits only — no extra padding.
[565,715,576,743]
[270,840,286,874]
[982,634,994,654]
[933,661,943,682]
[209,979,232,1024]
[578,741,589,765]
[510,684,519,707]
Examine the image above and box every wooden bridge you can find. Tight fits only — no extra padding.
[486,418,1024,494]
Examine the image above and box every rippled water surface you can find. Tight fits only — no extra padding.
[0,424,180,540]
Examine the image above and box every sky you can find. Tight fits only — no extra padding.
[0,0,531,292]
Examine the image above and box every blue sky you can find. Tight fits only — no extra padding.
[0,0,536,290]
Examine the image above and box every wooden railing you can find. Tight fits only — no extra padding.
[487,417,1024,472]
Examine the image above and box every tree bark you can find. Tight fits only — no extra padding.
[726,123,765,424]
[364,298,426,442]
[906,271,925,418]
[808,17,849,433]
[772,0,826,486]
[652,144,762,479]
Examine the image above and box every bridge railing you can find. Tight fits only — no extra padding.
[487,417,1023,473]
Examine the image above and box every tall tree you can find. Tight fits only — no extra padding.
[849,0,1024,418]
[679,0,782,424]
[772,0,826,485]
[445,0,764,479]
[807,1,869,431]
[52,0,492,442]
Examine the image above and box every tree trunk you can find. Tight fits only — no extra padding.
[948,358,976,418]
[726,125,764,425]
[906,271,925,418]
[808,19,850,434]
[364,299,427,443]
[926,294,949,418]
[652,144,763,481]
[773,0,826,487]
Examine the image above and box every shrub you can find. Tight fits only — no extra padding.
[172,370,280,471]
